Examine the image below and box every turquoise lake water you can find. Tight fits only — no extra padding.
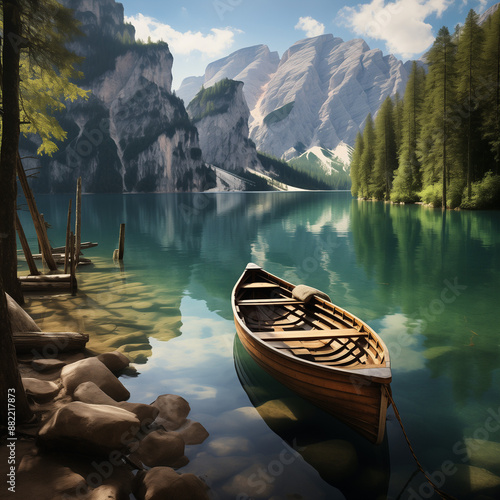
[18,191,500,499]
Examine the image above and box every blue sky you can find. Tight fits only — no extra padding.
[121,0,498,88]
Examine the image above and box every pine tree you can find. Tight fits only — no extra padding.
[392,62,426,203]
[358,114,376,199]
[418,27,459,208]
[0,0,88,300]
[481,5,500,173]
[455,9,485,199]
[350,131,364,197]
[371,96,398,200]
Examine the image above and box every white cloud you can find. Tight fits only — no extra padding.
[476,0,488,13]
[295,16,326,38]
[339,0,453,59]
[125,13,240,57]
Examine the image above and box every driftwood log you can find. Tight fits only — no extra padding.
[13,331,89,353]
[19,274,77,292]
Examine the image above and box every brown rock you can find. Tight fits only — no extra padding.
[15,453,86,500]
[22,377,60,403]
[151,394,190,431]
[74,381,117,405]
[173,419,209,445]
[61,357,130,401]
[129,429,186,467]
[31,358,67,372]
[97,351,130,372]
[87,484,128,500]
[116,402,159,425]
[134,467,209,500]
[74,381,159,424]
[38,401,140,455]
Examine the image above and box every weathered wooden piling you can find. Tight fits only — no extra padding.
[75,177,82,265]
[17,156,58,271]
[113,223,125,260]
[64,199,72,274]
[15,213,39,276]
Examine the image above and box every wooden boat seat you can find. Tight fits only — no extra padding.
[254,328,367,341]
[240,282,281,289]
[237,298,302,306]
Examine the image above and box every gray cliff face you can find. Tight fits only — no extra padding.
[187,81,260,174]
[178,35,409,160]
[178,44,280,115]
[25,0,214,193]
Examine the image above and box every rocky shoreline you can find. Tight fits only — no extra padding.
[5,297,210,500]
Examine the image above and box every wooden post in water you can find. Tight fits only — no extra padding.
[113,223,125,260]
[70,231,77,294]
[75,177,82,265]
[15,213,39,276]
[16,155,58,271]
[118,223,125,260]
[64,200,72,274]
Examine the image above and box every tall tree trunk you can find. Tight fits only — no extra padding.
[0,0,23,304]
[442,43,447,209]
[0,279,33,426]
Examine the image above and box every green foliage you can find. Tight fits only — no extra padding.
[1,0,91,155]
[257,152,335,190]
[263,102,295,126]
[371,97,398,200]
[419,183,443,208]
[392,62,426,203]
[350,132,364,197]
[481,6,500,169]
[351,7,500,209]
[358,114,376,199]
[460,172,500,209]
[188,78,240,122]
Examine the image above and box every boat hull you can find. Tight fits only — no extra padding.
[232,264,391,444]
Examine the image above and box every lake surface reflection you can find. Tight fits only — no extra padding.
[19,192,500,499]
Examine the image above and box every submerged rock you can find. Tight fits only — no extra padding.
[173,419,209,445]
[465,438,500,476]
[61,357,130,400]
[129,429,187,468]
[447,464,500,497]
[133,466,209,500]
[151,394,190,431]
[38,401,140,455]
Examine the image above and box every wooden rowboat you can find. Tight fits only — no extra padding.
[231,263,392,444]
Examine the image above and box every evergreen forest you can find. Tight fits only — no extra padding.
[350,8,500,209]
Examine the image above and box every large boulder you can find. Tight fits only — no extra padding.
[61,357,130,400]
[133,467,209,500]
[6,292,41,332]
[74,381,159,424]
[97,351,130,372]
[151,394,190,431]
[38,401,140,455]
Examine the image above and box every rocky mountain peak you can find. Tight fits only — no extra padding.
[178,34,409,160]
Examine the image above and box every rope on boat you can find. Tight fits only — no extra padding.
[384,386,457,500]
